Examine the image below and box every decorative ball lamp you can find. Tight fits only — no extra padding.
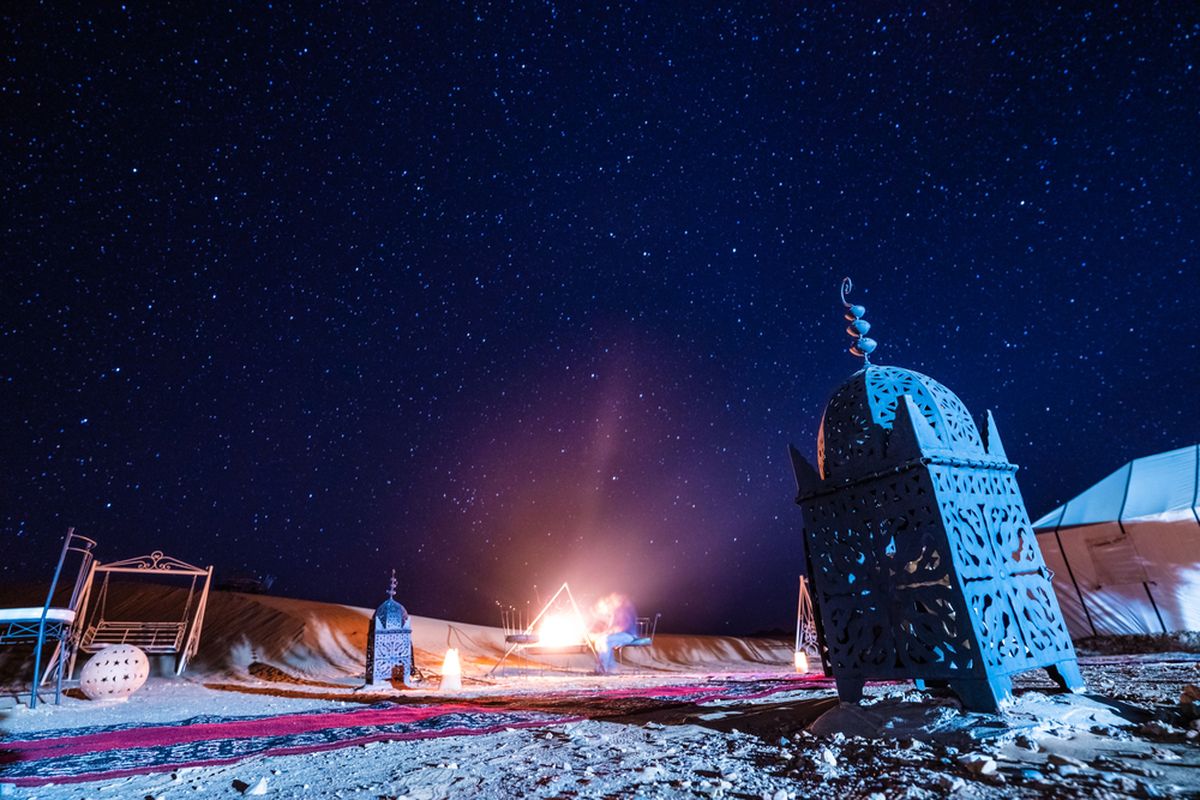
[787,279,1084,712]
[80,644,150,701]
[364,570,414,687]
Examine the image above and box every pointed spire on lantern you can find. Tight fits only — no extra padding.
[840,277,877,364]
[982,410,1009,462]
[889,394,943,461]
[789,443,820,496]
[387,569,397,600]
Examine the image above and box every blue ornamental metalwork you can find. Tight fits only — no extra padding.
[365,570,414,686]
[788,279,1084,712]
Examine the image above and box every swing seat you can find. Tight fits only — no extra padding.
[81,620,188,653]
[524,643,590,656]
[504,632,539,644]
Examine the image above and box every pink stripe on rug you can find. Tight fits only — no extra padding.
[4,703,500,758]
[4,715,578,787]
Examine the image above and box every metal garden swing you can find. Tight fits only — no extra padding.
[489,582,598,675]
[66,551,213,677]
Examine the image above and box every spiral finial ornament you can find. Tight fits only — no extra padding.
[840,277,876,363]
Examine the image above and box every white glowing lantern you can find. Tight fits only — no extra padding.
[537,612,587,649]
[80,645,150,701]
[794,650,809,674]
[440,648,462,691]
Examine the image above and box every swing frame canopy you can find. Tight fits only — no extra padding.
[69,550,213,677]
[490,582,599,675]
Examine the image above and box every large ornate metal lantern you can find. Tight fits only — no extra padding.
[788,279,1083,712]
[365,571,414,686]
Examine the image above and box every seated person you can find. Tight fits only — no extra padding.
[589,593,638,673]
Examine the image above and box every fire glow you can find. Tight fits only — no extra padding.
[537,611,588,648]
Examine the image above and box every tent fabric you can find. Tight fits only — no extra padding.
[1032,444,1200,637]
[1033,445,1200,528]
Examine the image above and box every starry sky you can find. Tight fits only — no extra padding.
[3,3,1198,634]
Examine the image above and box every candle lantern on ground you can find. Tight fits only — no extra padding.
[440,648,462,691]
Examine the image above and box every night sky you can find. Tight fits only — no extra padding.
[3,4,1197,634]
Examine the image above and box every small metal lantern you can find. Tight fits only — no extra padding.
[365,570,414,686]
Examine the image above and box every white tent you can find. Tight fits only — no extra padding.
[1033,444,1200,638]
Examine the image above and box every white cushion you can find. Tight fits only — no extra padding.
[0,607,76,623]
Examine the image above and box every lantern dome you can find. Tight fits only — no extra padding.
[373,597,410,630]
[817,364,985,481]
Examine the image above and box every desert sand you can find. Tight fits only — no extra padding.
[2,588,1199,799]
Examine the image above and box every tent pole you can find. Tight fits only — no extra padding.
[1191,444,1200,528]
[1141,582,1166,634]
[1050,502,1097,638]
[1115,463,1167,634]
[1053,528,1096,638]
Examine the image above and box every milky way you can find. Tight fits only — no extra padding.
[3,4,1197,632]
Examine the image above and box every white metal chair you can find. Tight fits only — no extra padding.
[614,613,661,664]
[0,528,97,708]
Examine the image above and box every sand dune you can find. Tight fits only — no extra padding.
[202,589,793,679]
[1,583,792,685]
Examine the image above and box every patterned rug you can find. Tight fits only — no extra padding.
[0,703,579,786]
[0,674,840,786]
[474,673,841,717]
[597,673,837,703]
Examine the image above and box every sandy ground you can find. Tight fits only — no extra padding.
[2,590,1199,798]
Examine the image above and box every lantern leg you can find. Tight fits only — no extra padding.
[834,676,865,703]
[1046,660,1085,693]
[949,676,1011,714]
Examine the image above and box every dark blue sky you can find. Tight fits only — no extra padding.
[3,3,1197,633]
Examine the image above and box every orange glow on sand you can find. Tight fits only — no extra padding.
[538,611,588,648]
